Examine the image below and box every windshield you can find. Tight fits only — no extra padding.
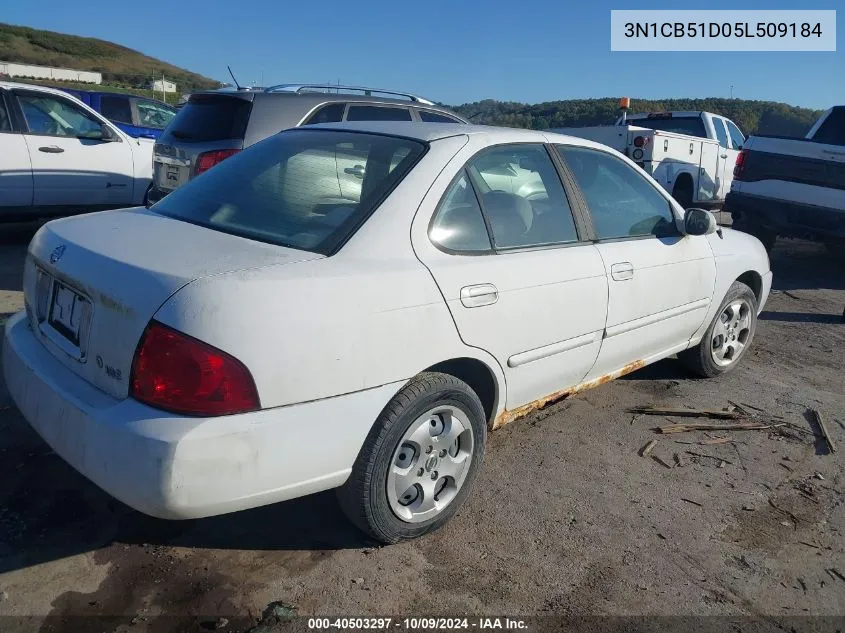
[152,129,427,254]
[627,116,707,139]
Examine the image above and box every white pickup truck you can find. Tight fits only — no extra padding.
[0,81,153,222]
[725,106,845,252]
[551,110,746,210]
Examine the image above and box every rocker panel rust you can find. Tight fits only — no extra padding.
[491,359,646,430]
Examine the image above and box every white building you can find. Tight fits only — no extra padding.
[150,79,177,94]
[0,61,102,84]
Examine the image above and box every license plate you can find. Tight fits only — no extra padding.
[157,161,186,191]
[48,281,86,346]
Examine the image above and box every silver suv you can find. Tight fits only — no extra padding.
[149,84,467,203]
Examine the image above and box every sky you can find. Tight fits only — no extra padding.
[3,0,843,110]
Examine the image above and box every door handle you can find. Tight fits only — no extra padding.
[610,262,634,281]
[344,164,365,179]
[38,145,64,153]
[460,284,498,308]
[720,154,728,159]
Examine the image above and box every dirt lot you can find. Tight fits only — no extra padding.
[0,223,843,633]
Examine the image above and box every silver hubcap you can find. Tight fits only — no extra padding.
[386,405,474,523]
[711,298,752,366]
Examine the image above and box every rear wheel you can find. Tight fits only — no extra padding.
[680,281,758,378]
[337,372,487,543]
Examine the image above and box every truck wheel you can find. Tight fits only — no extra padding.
[672,178,693,209]
[337,372,487,544]
[679,281,758,378]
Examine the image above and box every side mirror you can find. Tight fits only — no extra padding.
[683,208,718,236]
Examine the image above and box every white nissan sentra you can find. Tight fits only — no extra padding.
[3,122,772,543]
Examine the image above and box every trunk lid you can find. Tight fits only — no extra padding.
[24,207,323,399]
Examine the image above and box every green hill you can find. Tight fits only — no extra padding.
[451,98,824,137]
[0,23,222,94]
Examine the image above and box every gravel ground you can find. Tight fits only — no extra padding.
[0,223,842,633]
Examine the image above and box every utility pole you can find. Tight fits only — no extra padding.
[730,84,734,99]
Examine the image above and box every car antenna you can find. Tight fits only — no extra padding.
[227,66,244,91]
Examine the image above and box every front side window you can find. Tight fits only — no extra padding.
[346,105,412,121]
[713,119,729,148]
[153,129,426,254]
[430,172,492,252]
[468,144,578,249]
[726,120,746,149]
[557,145,676,240]
[100,95,132,124]
[17,93,103,138]
[135,98,176,129]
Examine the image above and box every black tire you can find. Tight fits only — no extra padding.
[337,372,487,544]
[679,281,758,378]
[672,178,693,210]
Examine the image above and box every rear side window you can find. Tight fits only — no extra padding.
[303,102,346,125]
[167,95,252,141]
[153,129,426,254]
[347,105,412,121]
[469,145,578,249]
[100,95,132,124]
[713,119,728,148]
[813,108,845,145]
[630,116,708,139]
[419,110,462,123]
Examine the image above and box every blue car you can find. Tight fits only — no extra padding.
[60,89,177,140]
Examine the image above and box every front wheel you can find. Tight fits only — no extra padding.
[679,281,758,378]
[337,372,487,543]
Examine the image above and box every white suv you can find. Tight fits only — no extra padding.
[0,81,153,221]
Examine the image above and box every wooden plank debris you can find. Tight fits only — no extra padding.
[657,422,783,434]
[811,408,836,454]
[630,406,745,420]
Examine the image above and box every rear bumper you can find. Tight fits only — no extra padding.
[3,312,400,519]
[725,191,845,241]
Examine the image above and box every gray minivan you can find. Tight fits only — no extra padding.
[149,84,467,203]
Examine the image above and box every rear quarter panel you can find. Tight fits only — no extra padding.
[153,134,507,412]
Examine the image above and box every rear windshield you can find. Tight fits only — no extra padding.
[152,129,427,254]
[165,94,252,142]
[628,116,707,139]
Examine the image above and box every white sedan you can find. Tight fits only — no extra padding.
[2,121,772,543]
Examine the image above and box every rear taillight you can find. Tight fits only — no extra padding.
[733,149,748,180]
[194,149,240,176]
[633,136,645,148]
[130,321,260,416]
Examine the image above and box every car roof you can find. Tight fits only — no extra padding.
[187,88,466,117]
[303,120,601,147]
